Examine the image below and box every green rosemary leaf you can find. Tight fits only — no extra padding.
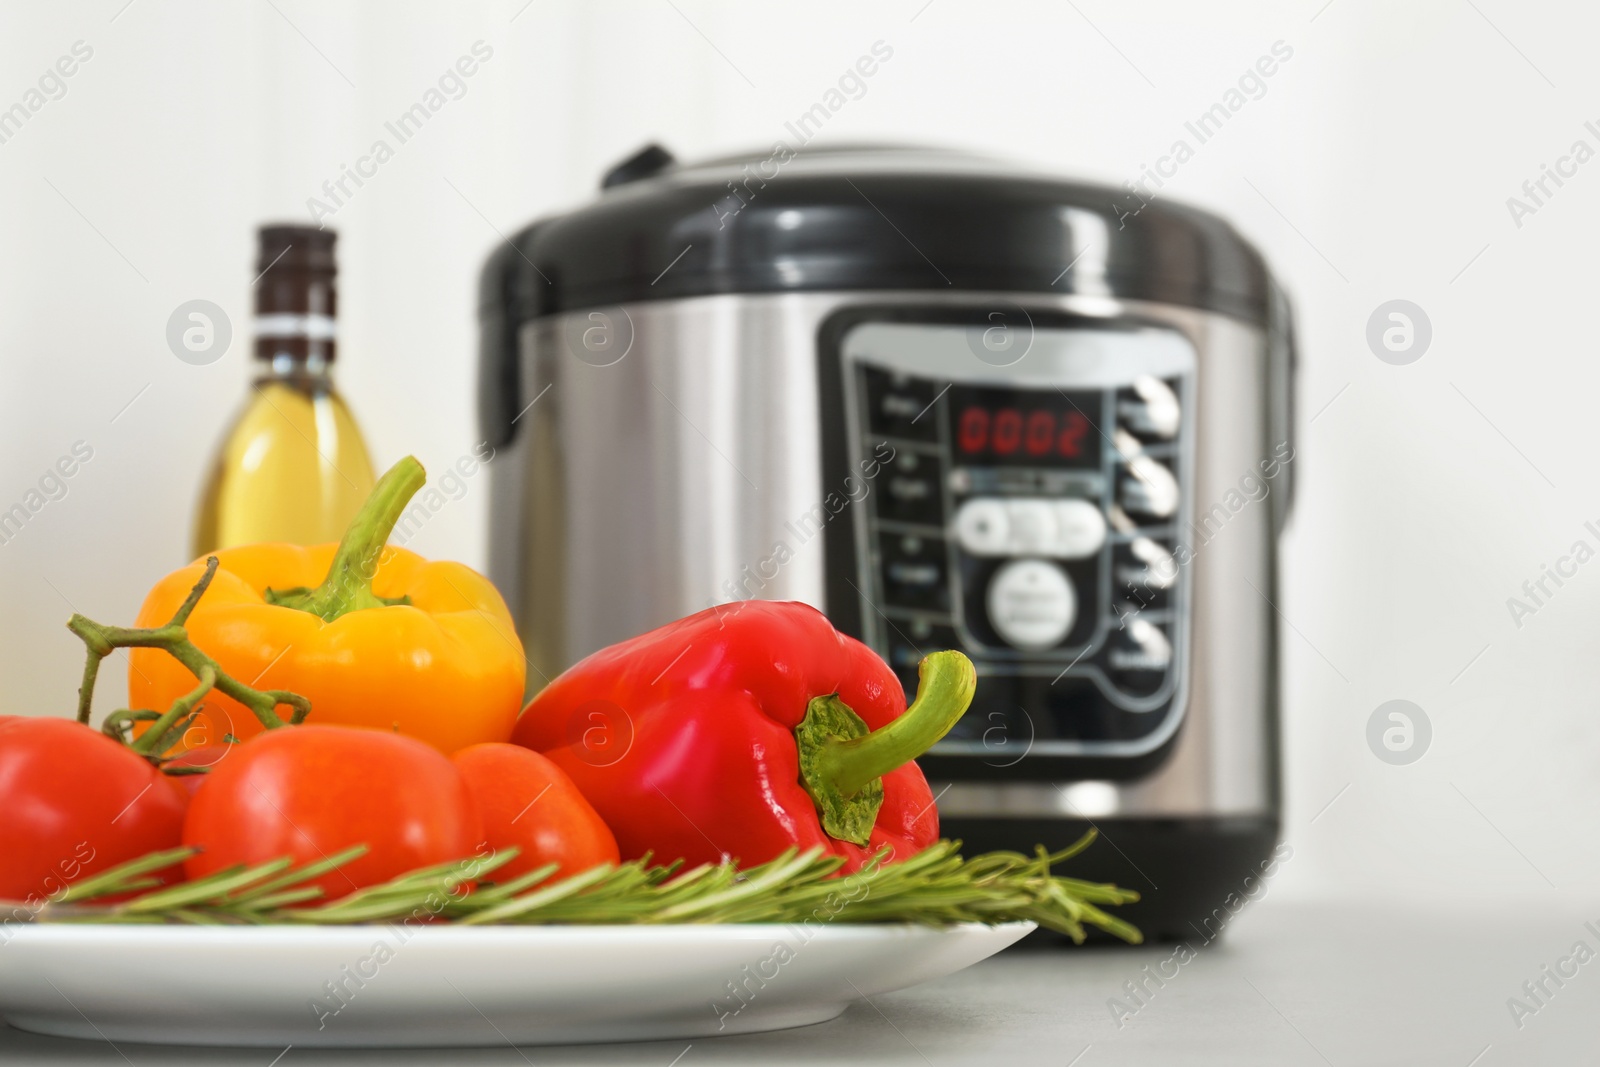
[458,862,619,926]
[1046,830,1100,865]
[228,846,366,903]
[54,847,198,904]
[238,887,329,911]
[285,850,522,924]
[463,862,562,902]
[119,859,297,913]
[653,848,820,923]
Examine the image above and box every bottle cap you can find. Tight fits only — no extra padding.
[254,224,338,363]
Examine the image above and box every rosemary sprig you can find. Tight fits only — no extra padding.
[17,832,1140,943]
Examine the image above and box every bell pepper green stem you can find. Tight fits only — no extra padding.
[66,556,312,750]
[818,651,976,794]
[796,651,976,846]
[263,456,427,623]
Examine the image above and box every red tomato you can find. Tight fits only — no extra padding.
[183,725,483,901]
[162,744,235,798]
[452,743,620,882]
[0,718,187,903]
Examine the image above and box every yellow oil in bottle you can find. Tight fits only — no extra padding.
[192,225,375,557]
[192,372,375,556]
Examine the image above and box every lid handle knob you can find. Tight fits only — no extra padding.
[602,144,676,189]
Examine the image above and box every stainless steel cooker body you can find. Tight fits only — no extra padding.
[488,288,1289,830]
[480,145,1293,939]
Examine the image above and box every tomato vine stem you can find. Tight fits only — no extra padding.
[65,557,312,756]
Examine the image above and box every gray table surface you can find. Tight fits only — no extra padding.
[2,900,1592,1066]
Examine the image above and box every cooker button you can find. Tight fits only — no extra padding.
[1116,536,1176,591]
[879,535,950,611]
[1118,454,1179,520]
[986,559,1075,652]
[886,559,941,587]
[1108,616,1173,673]
[1118,375,1181,440]
[1050,500,1107,559]
[1107,616,1172,699]
[864,367,940,442]
[954,498,1010,556]
[1004,499,1058,554]
[878,449,944,526]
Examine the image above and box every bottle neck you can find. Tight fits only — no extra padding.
[253,309,336,367]
[253,351,334,385]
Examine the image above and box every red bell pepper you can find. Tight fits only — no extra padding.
[509,601,975,873]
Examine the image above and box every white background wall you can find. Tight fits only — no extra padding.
[1,0,1596,908]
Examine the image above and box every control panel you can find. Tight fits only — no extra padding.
[832,317,1196,768]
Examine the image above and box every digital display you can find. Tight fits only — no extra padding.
[948,385,1102,468]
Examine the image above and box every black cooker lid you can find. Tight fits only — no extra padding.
[479,143,1279,445]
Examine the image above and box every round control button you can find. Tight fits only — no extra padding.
[1119,375,1181,439]
[1109,616,1173,671]
[1120,454,1179,519]
[954,498,1011,556]
[1119,536,1176,590]
[987,559,1076,651]
[1051,500,1107,559]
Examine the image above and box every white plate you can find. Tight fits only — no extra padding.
[0,921,1032,1047]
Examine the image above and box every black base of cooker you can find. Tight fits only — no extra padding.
[937,814,1283,945]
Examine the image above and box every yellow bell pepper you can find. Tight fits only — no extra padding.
[128,457,525,754]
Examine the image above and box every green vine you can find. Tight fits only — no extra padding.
[65,556,311,760]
